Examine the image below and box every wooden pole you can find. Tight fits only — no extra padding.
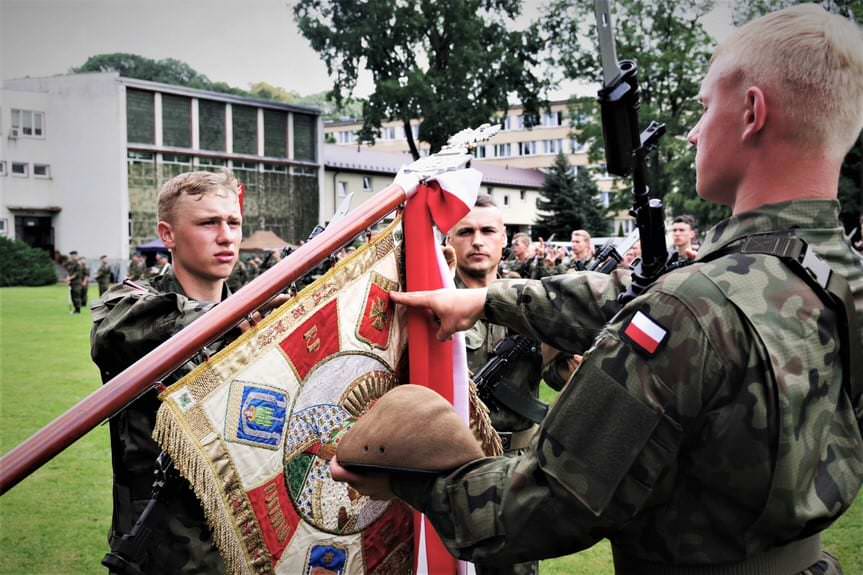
[0,184,406,495]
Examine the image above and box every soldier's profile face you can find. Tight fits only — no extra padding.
[689,57,746,207]
[159,190,242,284]
[447,206,506,279]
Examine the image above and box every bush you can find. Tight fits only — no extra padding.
[0,237,58,286]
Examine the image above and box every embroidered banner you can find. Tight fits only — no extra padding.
[154,218,414,575]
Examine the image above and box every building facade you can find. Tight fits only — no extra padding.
[324,100,633,235]
[323,145,545,235]
[1,72,323,271]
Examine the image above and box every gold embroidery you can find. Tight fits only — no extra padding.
[304,325,321,353]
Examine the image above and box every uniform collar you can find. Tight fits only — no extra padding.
[151,268,231,302]
[698,200,841,260]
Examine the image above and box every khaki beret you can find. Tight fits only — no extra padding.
[337,384,484,473]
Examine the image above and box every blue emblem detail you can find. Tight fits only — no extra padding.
[236,386,288,447]
[305,544,347,574]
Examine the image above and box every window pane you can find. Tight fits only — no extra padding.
[232,105,258,155]
[264,109,287,158]
[126,90,155,144]
[22,111,33,135]
[162,94,192,148]
[199,100,226,152]
[293,113,317,162]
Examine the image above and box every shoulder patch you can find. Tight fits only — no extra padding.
[622,310,668,356]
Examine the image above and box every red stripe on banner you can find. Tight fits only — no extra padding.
[624,321,660,354]
[404,182,471,574]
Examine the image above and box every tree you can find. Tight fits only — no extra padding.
[73,53,249,96]
[544,0,730,229]
[294,0,549,159]
[535,153,610,238]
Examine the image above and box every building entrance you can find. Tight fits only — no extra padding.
[15,215,55,255]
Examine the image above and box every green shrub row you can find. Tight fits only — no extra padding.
[0,237,58,287]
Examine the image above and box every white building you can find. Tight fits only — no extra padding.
[1,72,323,272]
[323,145,545,235]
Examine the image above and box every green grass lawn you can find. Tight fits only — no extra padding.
[0,285,860,574]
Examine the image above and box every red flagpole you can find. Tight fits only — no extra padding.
[0,184,406,495]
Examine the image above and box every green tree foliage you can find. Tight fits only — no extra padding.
[731,0,863,235]
[545,0,730,229]
[73,53,249,96]
[535,153,610,238]
[294,0,549,158]
[0,238,58,287]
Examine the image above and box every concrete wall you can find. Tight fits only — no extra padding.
[2,74,129,263]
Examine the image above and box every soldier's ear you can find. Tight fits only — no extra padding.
[157,220,176,250]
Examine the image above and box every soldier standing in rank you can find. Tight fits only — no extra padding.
[563,229,595,271]
[127,254,146,281]
[670,214,699,263]
[96,255,112,296]
[502,233,555,279]
[333,5,863,574]
[64,250,84,314]
[446,194,548,575]
[77,254,91,309]
[92,171,245,574]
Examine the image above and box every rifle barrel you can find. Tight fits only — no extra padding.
[0,183,407,495]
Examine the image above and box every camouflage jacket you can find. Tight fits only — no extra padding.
[393,200,863,569]
[456,273,543,434]
[96,262,112,287]
[64,259,82,286]
[91,270,235,574]
[501,256,556,280]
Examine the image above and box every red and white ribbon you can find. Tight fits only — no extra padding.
[402,168,482,575]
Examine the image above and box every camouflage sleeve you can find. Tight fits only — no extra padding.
[484,269,631,354]
[91,289,215,379]
[393,284,730,565]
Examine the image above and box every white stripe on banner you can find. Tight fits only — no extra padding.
[631,311,666,342]
[433,169,483,211]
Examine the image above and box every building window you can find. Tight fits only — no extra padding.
[11,109,45,138]
[337,130,356,144]
[337,181,349,198]
[494,143,511,158]
[503,195,510,206]
[11,162,28,177]
[231,160,258,172]
[198,100,226,152]
[362,176,373,193]
[0,161,6,176]
[127,90,155,144]
[232,105,258,155]
[518,141,536,156]
[543,139,562,154]
[520,190,526,201]
[600,191,612,208]
[262,163,288,173]
[0,219,6,235]
[198,157,227,169]
[264,109,288,158]
[380,126,397,140]
[162,94,192,148]
[162,154,193,166]
[474,145,487,159]
[292,165,317,177]
[542,111,563,127]
[293,113,317,162]
[570,138,587,153]
[33,164,51,178]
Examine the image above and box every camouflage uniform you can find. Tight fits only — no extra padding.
[392,200,862,573]
[500,256,555,280]
[561,255,595,273]
[79,259,91,308]
[226,259,248,292]
[96,261,113,296]
[127,258,146,281]
[458,273,544,575]
[65,257,84,313]
[91,270,237,574]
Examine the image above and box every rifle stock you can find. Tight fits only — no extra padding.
[0,183,407,495]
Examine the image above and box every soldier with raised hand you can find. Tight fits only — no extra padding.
[332,6,863,574]
[91,171,246,574]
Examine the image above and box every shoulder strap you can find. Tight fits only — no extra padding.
[705,233,862,426]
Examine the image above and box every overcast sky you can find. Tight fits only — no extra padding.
[1,0,735,100]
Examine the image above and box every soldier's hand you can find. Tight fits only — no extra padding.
[389,288,486,341]
[329,455,396,501]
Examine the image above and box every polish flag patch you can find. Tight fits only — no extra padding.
[622,310,668,356]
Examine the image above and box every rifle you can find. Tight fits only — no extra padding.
[0,123,500,495]
[473,335,547,424]
[588,228,640,274]
[594,0,682,304]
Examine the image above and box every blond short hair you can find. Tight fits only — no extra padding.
[713,4,863,155]
[157,171,241,223]
[571,229,591,242]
